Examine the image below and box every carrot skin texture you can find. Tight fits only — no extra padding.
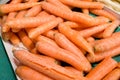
[16,66,53,80]
[86,57,117,80]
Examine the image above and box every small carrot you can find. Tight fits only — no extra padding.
[18,30,35,50]
[90,9,117,21]
[94,32,120,52]
[86,57,117,80]
[13,49,78,80]
[6,15,56,29]
[24,5,42,17]
[46,0,72,12]
[58,23,94,57]
[103,20,120,38]
[87,45,120,63]
[36,11,50,17]
[41,2,97,27]
[28,17,63,39]
[16,66,53,80]
[103,68,120,80]
[36,40,91,72]
[0,2,41,14]
[79,23,110,38]
[59,0,104,9]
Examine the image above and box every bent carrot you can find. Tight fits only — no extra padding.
[79,23,110,38]
[41,2,96,27]
[58,23,94,57]
[0,2,41,14]
[94,32,120,52]
[36,38,91,72]
[103,68,120,80]
[103,20,120,38]
[24,5,42,17]
[86,57,117,80]
[87,45,120,63]
[16,66,53,80]
[6,15,56,29]
[18,30,35,50]
[90,9,117,21]
[13,49,78,80]
[59,0,104,9]
[28,17,63,39]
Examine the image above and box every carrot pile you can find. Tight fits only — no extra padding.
[0,0,120,80]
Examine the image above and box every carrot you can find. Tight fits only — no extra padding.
[16,66,53,80]
[94,32,120,52]
[58,23,94,57]
[36,35,59,48]
[18,30,35,50]
[30,48,39,54]
[87,45,120,63]
[27,0,39,3]
[86,36,95,43]
[92,31,104,38]
[13,49,79,80]
[6,15,56,29]
[90,9,117,21]
[28,17,63,39]
[0,2,41,14]
[46,0,72,12]
[59,0,104,9]
[41,2,97,27]
[24,5,42,17]
[54,32,92,71]
[86,57,117,80]
[103,20,120,38]
[103,68,120,80]
[10,0,23,4]
[36,11,50,17]
[79,23,110,38]
[36,38,91,72]
[118,62,120,68]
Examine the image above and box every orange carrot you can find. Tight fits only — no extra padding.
[28,17,63,39]
[86,36,95,43]
[24,5,41,17]
[16,66,53,80]
[79,23,110,38]
[58,23,94,57]
[36,36,91,72]
[27,0,39,3]
[103,20,120,38]
[13,49,79,80]
[36,11,50,17]
[46,0,72,12]
[30,48,39,54]
[18,30,35,50]
[90,9,117,21]
[117,62,120,68]
[59,0,104,9]
[41,2,97,27]
[103,68,120,80]
[94,32,120,52]
[92,31,103,38]
[86,57,117,80]
[87,45,120,63]
[6,15,56,29]
[0,2,41,14]
[10,0,23,4]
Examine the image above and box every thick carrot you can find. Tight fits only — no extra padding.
[16,66,53,80]
[79,23,110,38]
[87,45,120,63]
[28,17,63,39]
[46,0,72,12]
[6,15,56,29]
[36,11,50,17]
[13,49,78,80]
[58,23,94,57]
[86,57,117,80]
[59,0,104,9]
[103,20,120,38]
[103,68,120,80]
[0,2,41,14]
[36,39,91,72]
[24,5,41,17]
[94,32,120,52]
[41,2,97,27]
[18,30,35,50]
[54,32,92,71]
[90,9,117,21]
